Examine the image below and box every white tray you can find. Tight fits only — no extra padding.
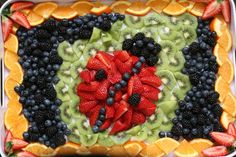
[0,0,235,156]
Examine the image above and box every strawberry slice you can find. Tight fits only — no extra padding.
[79,101,98,114]
[77,81,100,92]
[97,51,114,61]
[127,76,134,96]
[114,91,122,102]
[202,0,222,20]
[131,111,146,125]
[96,52,111,68]
[109,120,128,135]
[10,2,34,12]
[221,0,231,23]
[132,75,144,94]
[140,75,162,87]
[2,17,13,41]
[210,132,235,146]
[142,90,159,101]
[95,80,110,100]
[113,101,128,121]
[122,107,133,127]
[5,130,13,152]
[142,107,156,116]
[108,72,121,84]
[115,59,132,74]
[12,139,28,150]
[100,119,111,130]
[137,97,156,111]
[114,50,130,62]
[227,122,236,138]
[77,91,96,101]
[80,70,95,83]
[143,85,158,92]
[202,146,228,157]
[105,105,115,119]
[139,67,156,78]
[17,151,36,157]
[89,105,102,126]
[130,56,139,65]
[10,11,31,29]
[86,57,107,71]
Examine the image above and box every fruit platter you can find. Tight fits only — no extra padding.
[0,0,236,156]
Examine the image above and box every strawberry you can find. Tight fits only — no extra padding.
[143,85,158,92]
[202,146,228,157]
[17,151,36,157]
[12,139,28,150]
[100,119,111,130]
[127,76,134,96]
[96,52,111,68]
[109,120,127,135]
[142,107,156,116]
[89,105,102,126]
[227,122,236,138]
[113,101,128,121]
[105,105,115,119]
[122,107,133,126]
[221,0,231,23]
[140,75,162,87]
[97,51,114,61]
[2,17,13,41]
[5,130,13,152]
[131,112,146,125]
[77,91,96,100]
[79,101,98,114]
[114,91,122,101]
[202,0,222,20]
[77,81,99,92]
[80,70,94,83]
[137,97,156,115]
[130,56,139,65]
[142,90,159,101]
[86,57,107,71]
[114,50,130,62]
[139,67,156,78]
[115,59,131,74]
[10,11,31,29]
[95,80,110,100]
[10,2,34,12]
[132,75,144,94]
[210,132,235,146]
[108,72,121,84]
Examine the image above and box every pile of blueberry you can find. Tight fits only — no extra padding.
[15,13,124,148]
[160,18,223,141]
[122,33,162,66]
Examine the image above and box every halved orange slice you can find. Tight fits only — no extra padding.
[8,99,22,115]
[23,143,55,156]
[221,111,236,129]
[4,33,18,53]
[217,28,232,52]
[90,5,112,15]
[174,140,198,157]
[5,108,19,130]
[27,11,44,26]
[163,1,186,15]
[126,1,151,16]
[213,44,228,66]
[140,143,165,157]
[89,145,109,155]
[218,58,234,84]
[222,92,236,117]
[71,1,94,16]
[110,1,131,14]
[8,63,23,83]
[124,141,145,157]
[4,50,19,70]
[155,137,180,155]
[190,139,213,157]
[189,2,207,17]
[210,15,227,37]
[33,2,58,19]
[146,0,170,13]
[178,1,195,11]
[4,76,20,99]
[107,145,129,157]
[21,9,31,15]
[55,142,81,155]
[215,76,231,102]
[11,115,28,139]
[52,6,77,19]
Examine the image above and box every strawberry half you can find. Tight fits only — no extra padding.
[95,80,110,100]
[221,0,231,23]
[77,90,96,100]
[131,111,146,125]
[2,17,13,41]
[4,130,13,152]
[86,57,107,71]
[109,120,127,135]
[105,105,115,119]
[140,75,162,87]
[100,119,111,130]
[202,146,228,157]
[202,0,222,20]
[89,105,102,126]
[96,52,112,68]
[227,122,236,138]
[17,151,36,157]
[79,101,98,114]
[114,50,130,62]
[113,101,128,121]
[80,70,94,83]
[77,81,100,92]
[138,67,156,78]
[10,2,34,12]
[10,11,31,29]
[12,139,28,150]
[210,132,235,146]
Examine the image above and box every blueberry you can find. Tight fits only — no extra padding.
[55,99,62,106]
[42,134,48,141]
[120,80,127,87]
[172,118,178,124]
[147,43,154,50]
[23,132,30,140]
[51,105,57,111]
[159,131,166,138]
[167,132,173,138]
[106,97,114,105]
[19,97,26,103]
[118,15,125,20]
[114,83,121,91]
[65,129,72,135]
[190,117,197,125]
[45,141,50,147]
[96,120,103,126]
[108,89,115,97]
[44,99,51,106]
[87,21,95,28]
[22,62,30,68]
[57,122,63,129]
[99,115,105,121]
[139,56,145,63]
[99,108,106,115]
[191,128,198,135]
[123,72,131,81]
[66,28,73,35]
[53,64,60,70]
[14,86,20,93]
[136,40,143,48]
[186,103,193,110]
[132,68,138,74]
[183,128,190,135]
[92,125,99,133]
[45,120,52,127]
[39,104,46,110]
[135,61,142,69]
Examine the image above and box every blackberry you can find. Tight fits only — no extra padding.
[78,28,92,39]
[128,93,141,106]
[29,133,39,142]
[35,29,51,39]
[213,122,224,132]
[38,124,46,133]
[38,42,52,51]
[146,55,158,66]
[207,91,219,104]
[188,42,202,54]
[45,126,58,138]
[206,37,216,47]
[100,20,111,31]
[153,43,162,53]
[182,119,192,129]
[143,37,154,44]
[49,54,63,65]
[50,133,66,147]
[189,72,200,85]
[22,80,31,88]
[58,26,67,34]
[209,62,218,73]
[122,39,133,51]
[32,49,43,57]
[24,47,33,55]
[171,124,183,136]
[43,19,57,31]
[197,114,205,125]
[133,32,145,41]
[213,104,223,117]
[130,46,141,56]
[192,103,201,113]
[182,111,193,119]
[34,111,46,124]
[95,69,107,81]
[46,111,55,120]
[34,94,44,105]
[37,76,47,89]
[44,84,57,100]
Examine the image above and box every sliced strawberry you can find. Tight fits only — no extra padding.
[17,151,36,157]
[210,132,235,146]
[80,70,93,83]
[202,0,222,20]
[127,76,134,96]
[113,101,128,121]
[10,11,31,29]
[142,107,156,116]
[105,105,115,119]
[114,50,130,62]
[95,80,110,100]
[227,122,236,138]
[132,75,144,94]
[140,75,162,87]
[221,0,231,23]
[122,93,128,101]
[139,67,156,78]
[2,17,13,41]
[115,91,122,101]
[97,51,114,61]
[77,81,100,92]
[10,2,34,12]
[202,146,228,157]
[89,105,102,126]
[109,120,128,135]
[5,130,13,152]
[131,112,146,125]
[122,107,133,126]
[108,72,121,84]
[77,91,96,101]
[86,57,107,71]
[11,139,28,150]
[79,101,98,114]
[142,90,159,101]
[143,85,158,92]
[96,52,111,68]
[137,97,156,110]
[130,56,139,65]
[100,119,111,130]
[115,59,132,74]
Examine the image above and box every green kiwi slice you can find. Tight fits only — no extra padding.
[159,122,173,132]
[181,25,197,45]
[145,128,160,143]
[55,80,71,102]
[68,123,81,144]
[119,27,137,42]
[159,40,177,58]
[132,127,148,141]
[157,88,171,103]
[156,70,177,90]
[156,51,169,71]
[144,13,167,26]
[168,112,176,120]
[110,132,131,145]
[141,27,159,40]
[174,72,191,92]
[60,102,72,124]
[179,13,198,29]
[89,27,101,43]
[171,88,185,101]
[80,133,99,147]
[58,41,79,62]
[168,51,185,72]
[104,40,122,52]
[172,32,186,50]
[159,101,178,115]
[157,25,176,40]
[78,115,93,135]
[72,39,88,59]
[98,132,114,147]
[167,16,182,30]
[124,15,144,29]
[126,125,142,135]
[109,20,123,41]
[145,108,164,129]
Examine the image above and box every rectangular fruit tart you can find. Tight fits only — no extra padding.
[1,0,236,156]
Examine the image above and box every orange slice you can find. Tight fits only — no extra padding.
[190,139,213,157]
[90,5,112,15]
[21,9,31,15]
[155,137,180,155]
[23,143,55,156]
[174,140,198,157]
[8,99,22,115]
[93,2,105,8]
[52,6,77,19]
[107,145,129,157]
[33,2,58,19]
[215,76,231,102]
[71,1,94,16]
[4,50,19,70]
[163,1,186,16]
[222,92,236,117]
[27,11,44,26]
[11,115,28,139]
[8,63,23,83]
[189,2,207,17]
[213,44,228,66]
[55,142,80,155]
[210,15,227,37]
[89,145,109,155]
[217,28,232,52]
[178,1,195,11]
[221,111,236,129]
[126,1,151,16]
[4,33,18,53]
[110,1,131,14]
[4,108,19,130]
[76,145,90,155]
[146,0,170,13]
[4,76,20,99]
[218,58,234,84]
[124,141,145,157]
[140,144,165,157]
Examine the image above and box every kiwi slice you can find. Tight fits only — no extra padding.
[57,62,77,84]
[174,72,191,92]
[124,15,144,29]
[157,25,176,40]
[110,132,131,145]
[58,41,79,62]
[141,27,159,40]
[68,123,81,144]
[60,102,72,124]
[119,27,137,42]
[179,13,198,29]
[159,122,173,132]
[168,112,176,120]
[145,128,160,143]
[159,101,178,115]
[72,40,88,60]
[126,125,142,135]
[78,115,93,135]
[90,27,101,43]
[159,40,176,58]
[98,132,114,147]
[171,88,185,101]
[145,108,164,129]
[55,80,71,102]
[157,88,171,103]
[156,70,177,90]
[168,51,185,72]
[144,13,167,26]
[80,133,99,147]
[104,40,122,52]
[156,51,169,71]
[181,25,197,45]
[101,32,113,44]
[172,32,186,50]
[109,20,123,41]
[132,127,148,141]
[167,16,182,30]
